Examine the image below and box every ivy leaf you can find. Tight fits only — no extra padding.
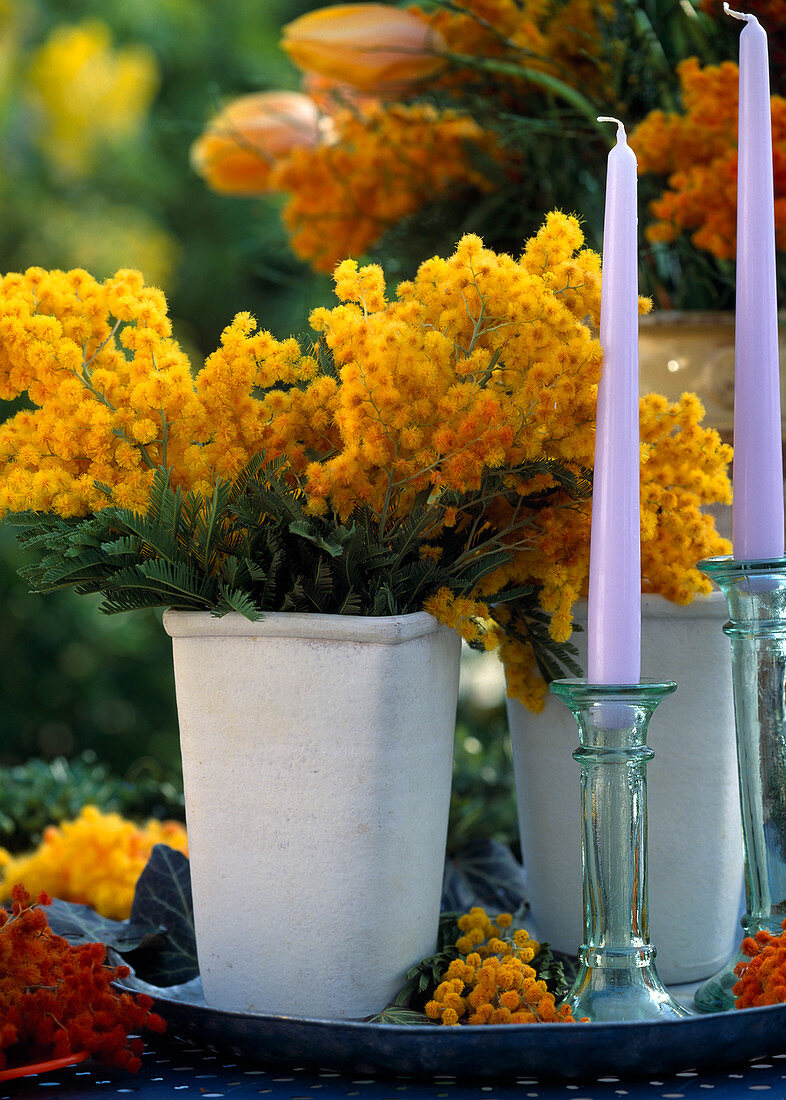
[441,839,528,914]
[393,951,459,1010]
[126,845,198,986]
[532,942,573,999]
[43,898,162,954]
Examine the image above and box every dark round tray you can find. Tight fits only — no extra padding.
[120,978,786,1082]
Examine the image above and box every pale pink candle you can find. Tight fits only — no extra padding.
[588,118,641,684]
[727,4,784,560]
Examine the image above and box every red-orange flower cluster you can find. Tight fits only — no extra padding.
[734,920,786,1009]
[0,885,166,1072]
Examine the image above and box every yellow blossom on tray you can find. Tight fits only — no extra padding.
[0,805,188,921]
[734,920,786,1009]
[425,906,580,1024]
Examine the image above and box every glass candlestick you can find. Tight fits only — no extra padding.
[549,679,692,1022]
[694,556,786,1014]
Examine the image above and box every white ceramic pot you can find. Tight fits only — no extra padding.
[163,609,461,1020]
[639,310,786,439]
[507,592,744,984]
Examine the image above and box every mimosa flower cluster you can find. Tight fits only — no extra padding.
[633,58,786,260]
[0,213,731,705]
[268,103,498,273]
[733,920,786,1008]
[0,266,202,517]
[191,0,786,308]
[0,806,188,921]
[0,885,166,1072]
[425,907,578,1024]
[423,0,611,97]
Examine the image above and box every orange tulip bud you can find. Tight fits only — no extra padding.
[301,69,368,110]
[190,91,323,196]
[281,4,447,95]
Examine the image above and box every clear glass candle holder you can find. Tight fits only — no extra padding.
[694,555,786,1014]
[549,678,692,1022]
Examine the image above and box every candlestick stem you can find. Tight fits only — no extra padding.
[694,557,786,1013]
[550,679,692,1021]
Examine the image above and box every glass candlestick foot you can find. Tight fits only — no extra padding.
[563,946,688,1022]
[694,959,742,1014]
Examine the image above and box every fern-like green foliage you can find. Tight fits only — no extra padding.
[491,592,585,684]
[7,461,502,618]
[8,454,591,683]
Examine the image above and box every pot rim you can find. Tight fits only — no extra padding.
[162,608,446,644]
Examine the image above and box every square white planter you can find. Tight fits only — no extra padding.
[164,609,461,1019]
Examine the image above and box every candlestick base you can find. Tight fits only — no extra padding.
[693,952,744,1014]
[693,556,786,1015]
[562,945,690,1022]
[549,679,692,1022]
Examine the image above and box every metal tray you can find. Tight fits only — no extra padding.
[119,976,786,1082]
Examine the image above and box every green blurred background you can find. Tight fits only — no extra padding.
[0,0,516,851]
[1,0,323,777]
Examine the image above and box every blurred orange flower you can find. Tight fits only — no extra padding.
[269,102,500,271]
[281,3,447,95]
[190,90,324,196]
[632,58,786,260]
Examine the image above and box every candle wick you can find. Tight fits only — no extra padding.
[723,3,756,22]
[597,116,627,140]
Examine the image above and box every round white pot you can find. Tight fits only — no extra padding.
[163,609,461,1020]
[639,310,786,439]
[507,592,744,984]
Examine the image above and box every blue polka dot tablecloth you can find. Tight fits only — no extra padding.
[0,1035,785,1100]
